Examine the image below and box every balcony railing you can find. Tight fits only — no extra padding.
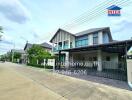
[63,45,68,49]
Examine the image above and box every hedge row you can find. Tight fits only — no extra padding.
[27,63,53,69]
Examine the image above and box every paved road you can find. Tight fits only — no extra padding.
[0,62,132,100]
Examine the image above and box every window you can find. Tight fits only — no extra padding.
[58,42,62,50]
[103,33,109,43]
[64,41,68,49]
[75,35,88,47]
[93,33,98,44]
[106,56,110,61]
[70,42,72,48]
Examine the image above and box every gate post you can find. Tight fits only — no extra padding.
[127,60,132,88]
[65,52,69,69]
[97,50,102,71]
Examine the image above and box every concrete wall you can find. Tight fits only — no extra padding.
[127,60,132,87]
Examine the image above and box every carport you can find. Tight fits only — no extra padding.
[57,39,132,81]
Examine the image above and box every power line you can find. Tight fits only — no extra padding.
[47,0,131,37]
[64,0,130,29]
[46,0,112,34]
[61,0,110,28]
[62,0,131,30]
[66,0,131,30]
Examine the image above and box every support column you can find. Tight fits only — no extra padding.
[58,51,61,69]
[68,35,71,48]
[65,52,69,68]
[57,42,59,50]
[97,50,102,71]
[62,41,64,49]
[52,43,54,52]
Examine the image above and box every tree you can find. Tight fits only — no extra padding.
[128,50,132,55]
[0,26,3,33]
[27,44,51,64]
[14,52,21,60]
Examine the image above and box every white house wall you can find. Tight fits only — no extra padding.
[69,51,118,69]
[103,32,109,43]
[88,34,93,45]
[70,35,75,48]
[98,31,103,44]
[102,52,118,69]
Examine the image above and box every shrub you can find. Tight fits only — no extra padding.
[27,63,53,69]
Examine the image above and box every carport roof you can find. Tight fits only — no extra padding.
[60,39,132,53]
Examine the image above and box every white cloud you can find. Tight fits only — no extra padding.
[109,5,132,40]
[0,0,31,24]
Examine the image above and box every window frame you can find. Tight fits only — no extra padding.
[93,33,98,45]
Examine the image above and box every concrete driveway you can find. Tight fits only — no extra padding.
[0,62,132,100]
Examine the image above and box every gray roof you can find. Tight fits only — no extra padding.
[40,42,52,49]
[75,27,109,36]
[11,49,25,54]
[24,42,52,50]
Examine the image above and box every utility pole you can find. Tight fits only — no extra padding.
[12,42,15,62]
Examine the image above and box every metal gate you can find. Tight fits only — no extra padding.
[55,61,127,81]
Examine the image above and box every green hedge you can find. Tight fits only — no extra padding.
[27,63,53,69]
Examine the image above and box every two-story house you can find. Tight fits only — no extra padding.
[50,27,132,81]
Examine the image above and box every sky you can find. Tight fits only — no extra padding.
[0,0,132,54]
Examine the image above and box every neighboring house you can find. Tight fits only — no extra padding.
[24,42,52,52]
[24,42,52,63]
[11,49,25,63]
[50,27,132,81]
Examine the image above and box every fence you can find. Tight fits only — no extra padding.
[55,61,127,81]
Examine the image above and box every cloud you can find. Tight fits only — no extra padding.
[0,33,14,45]
[111,18,132,40]
[0,0,31,24]
[31,30,40,39]
[112,20,132,33]
[0,40,13,45]
[109,5,132,40]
